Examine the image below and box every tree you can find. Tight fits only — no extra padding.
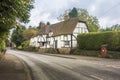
[36,22,42,29]
[0,0,34,49]
[111,24,120,31]
[58,7,100,32]
[69,7,78,18]
[99,27,112,32]
[11,25,38,49]
[23,28,38,41]
[100,24,120,32]
[0,0,34,36]
[11,25,25,47]
[0,39,6,52]
[77,9,99,32]
[46,21,50,26]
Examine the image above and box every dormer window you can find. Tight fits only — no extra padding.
[49,31,53,37]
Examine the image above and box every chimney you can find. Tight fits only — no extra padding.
[41,22,46,34]
[41,22,46,28]
[64,13,70,21]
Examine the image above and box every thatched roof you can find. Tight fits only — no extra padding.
[40,18,87,36]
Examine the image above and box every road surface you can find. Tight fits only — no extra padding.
[7,49,120,80]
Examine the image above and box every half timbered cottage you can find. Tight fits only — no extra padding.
[30,18,89,53]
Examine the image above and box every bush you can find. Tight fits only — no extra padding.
[16,40,38,52]
[17,45,22,50]
[21,40,30,50]
[106,51,120,59]
[0,39,6,51]
[72,48,120,58]
[77,31,120,51]
[71,48,100,57]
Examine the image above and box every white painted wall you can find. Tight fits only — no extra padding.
[72,22,88,47]
[29,36,39,47]
[53,35,72,48]
[73,22,88,35]
[47,37,54,48]
[45,35,72,48]
[29,38,33,46]
[38,35,48,48]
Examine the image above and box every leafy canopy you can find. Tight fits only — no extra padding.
[58,7,100,32]
[101,24,120,31]
[23,28,38,40]
[0,0,34,37]
[11,25,26,47]
[0,0,34,49]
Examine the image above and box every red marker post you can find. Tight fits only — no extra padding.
[101,47,106,57]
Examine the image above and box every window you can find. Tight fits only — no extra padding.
[64,35,68,41]
[47,41,50,45]
[49,32,53,36]
[64,41,69,46]
[39,42,46,47]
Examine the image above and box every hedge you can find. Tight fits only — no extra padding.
[71,48,120,59]
[71,48,101,57]
[77,31,120,51]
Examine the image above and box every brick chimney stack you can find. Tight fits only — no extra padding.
[40,22,46,34]
[64,13,70,21]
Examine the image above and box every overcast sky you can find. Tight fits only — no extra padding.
[27,0,120,28]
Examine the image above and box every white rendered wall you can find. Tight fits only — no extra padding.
[72,22,88,47]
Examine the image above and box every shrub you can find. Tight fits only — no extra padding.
[72,48,120,58]
[21,40,30,50]
[17,45,22,50]
[77,31,120,51]
[105,51,120,58]
[71,48,100,57]
[0,39,6,51]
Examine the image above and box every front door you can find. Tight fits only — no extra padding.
[55,40,57,48]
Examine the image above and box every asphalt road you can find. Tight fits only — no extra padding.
[7,49,120,80]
